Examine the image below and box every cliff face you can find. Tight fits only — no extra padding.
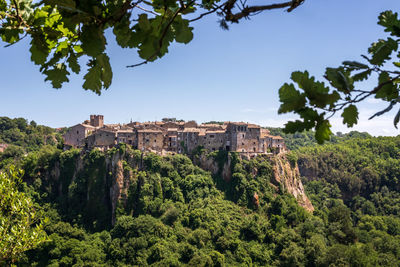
[107,151,127,225]
[196,153,232,182]
[196,152,314,212]
[272,156,314,212]
[40,148,133,230]
[41,148,313,231]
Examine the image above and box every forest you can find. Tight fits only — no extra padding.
[0,116,400,266]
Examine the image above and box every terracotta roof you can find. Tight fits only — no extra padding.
[206,130,225,134]
[97,127,117,133]
[117,129,134,133]
[199,123,222,128]
[198,129,206,136]
[105,123,120,127]
[183,128,200,132]
[79,123,96,129]
[138,129,163,133]
[248,124,261,128]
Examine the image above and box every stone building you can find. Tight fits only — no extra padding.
[86,127,117,149]
[137,129,164,152]
[116,128,135,146]
[90,115,104,127]
[64,123,97,147]
[63,115,286,155]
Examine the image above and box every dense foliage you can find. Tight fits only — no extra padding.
[13,146,310,265]
[267,127,371,150]
[0,116,62,168]
[0,166,47,264]
[1,116,400,266]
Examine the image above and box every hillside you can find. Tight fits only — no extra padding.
[0,116,63,168]
[0,117,399,266]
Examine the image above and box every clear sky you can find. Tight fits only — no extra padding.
[1,0,399,136]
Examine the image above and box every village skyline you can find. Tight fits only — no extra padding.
[63,115,286,156]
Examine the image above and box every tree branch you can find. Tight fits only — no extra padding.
[225,0,304,22]
[189,3,227,22]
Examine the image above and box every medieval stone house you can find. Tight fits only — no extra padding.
[63,115,286,155]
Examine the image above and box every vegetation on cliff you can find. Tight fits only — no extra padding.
[1,116,400,265]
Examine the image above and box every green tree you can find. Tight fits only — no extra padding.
[0,0,304,94]
[0,166,47,264]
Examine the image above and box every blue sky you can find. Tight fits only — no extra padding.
[1,0,399,136]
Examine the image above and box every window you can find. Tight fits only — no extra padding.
[154,139,156,143]
[242,134,245,138]
[253,142,256,145]
[77,130,79,134]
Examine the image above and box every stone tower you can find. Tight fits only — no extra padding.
[90,115,104,127]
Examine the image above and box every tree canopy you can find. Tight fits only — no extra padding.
[1,134,399,266]
[0,0,304,93]
[1,1,400,141]
[0,166,47,264]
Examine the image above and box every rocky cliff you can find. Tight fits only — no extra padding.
[272,155,314,212]
[196,152,314,212]
[39,147,313,231]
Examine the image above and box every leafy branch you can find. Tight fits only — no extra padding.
[0,0,305,94]
[278,10,400,143]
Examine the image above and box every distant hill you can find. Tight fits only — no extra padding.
[0,116,62,168]
[266,127,372,150]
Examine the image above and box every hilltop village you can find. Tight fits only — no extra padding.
[63,115,286,156]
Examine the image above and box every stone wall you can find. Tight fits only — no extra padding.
[137,130,164,152]
[87,129,116,148]
[64,124,95,147]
